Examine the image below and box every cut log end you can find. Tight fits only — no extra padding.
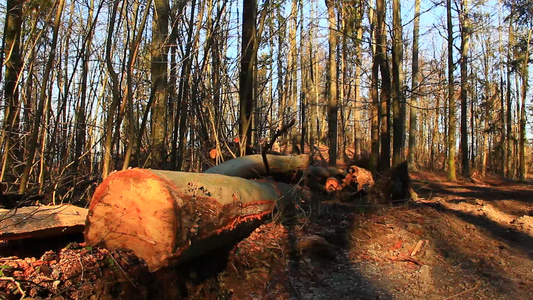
[325,177,342,193]
[85,169,178,271]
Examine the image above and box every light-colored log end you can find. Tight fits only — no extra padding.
[85,169,178,271]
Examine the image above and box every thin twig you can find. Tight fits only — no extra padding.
[0,277,26,299]
[445,282,480,300]
[262,118,296,175]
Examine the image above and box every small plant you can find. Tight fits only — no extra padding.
[0,265,13,276]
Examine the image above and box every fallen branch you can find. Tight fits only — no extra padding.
[0,277,25,298]
[0,205,88,240]
[445,282,480,300]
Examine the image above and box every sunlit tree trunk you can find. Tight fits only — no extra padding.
[408,0,420,170]
[518,29,531,181]
[446,0,457,181]
[369,0,379,173]
[353,11,363,159]
[150,0,170,168]
[376,0,390,172]
[505,16,514,178]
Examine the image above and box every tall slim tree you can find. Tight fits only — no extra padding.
[391,0,404,166]
[408,0,420,170]
[376,0,391,171]
[459,0,471,177]
[369,0,380,172]
[151,0,170,168]
[326,0,338,166]
[239,0,257,156]
[447,0,457,181]
[518,29,531,181]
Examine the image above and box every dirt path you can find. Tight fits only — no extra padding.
[0,171,532,299]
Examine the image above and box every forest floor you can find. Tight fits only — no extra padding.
[0,170,532,299]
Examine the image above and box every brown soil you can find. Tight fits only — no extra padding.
[1,171,532,299]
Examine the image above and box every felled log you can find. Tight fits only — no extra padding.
[0,205,88,240]
[308,165,347,179]
[204,154,309,180]
[84,168,296,272]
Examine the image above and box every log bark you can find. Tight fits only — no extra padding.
[204,154,309,180]
[0,205,87,240]
[84,168,294,272]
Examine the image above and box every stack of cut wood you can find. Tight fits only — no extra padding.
[85,154,309,272]
[0,154,410,273]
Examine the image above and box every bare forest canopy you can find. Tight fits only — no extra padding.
[0,0,532,203]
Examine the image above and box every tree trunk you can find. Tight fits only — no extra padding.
[446,0,457,181]
[369,0,379,173]
[459,0,470,177]
[240,0,257,156]
[326,0,338,166]
[391,0,404,167]
[518,29,531,181]
[377,0,391,172]
[85,168,296,272]
[408,0,420,170]
[150,0,170,168]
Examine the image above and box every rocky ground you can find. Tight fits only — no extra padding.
[0,170,532,299]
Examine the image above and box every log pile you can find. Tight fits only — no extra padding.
[83,155,410,272]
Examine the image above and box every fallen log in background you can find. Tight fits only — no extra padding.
[0,205,87,240]
[85,168,297,272]
[204,154,309,180]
